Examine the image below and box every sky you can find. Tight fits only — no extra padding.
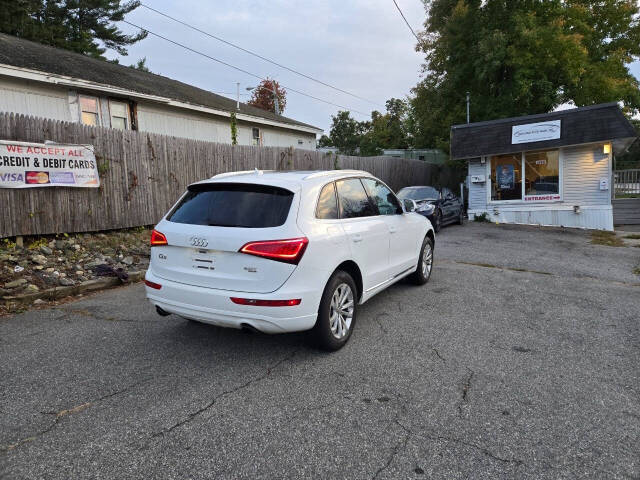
[111,1,640,134]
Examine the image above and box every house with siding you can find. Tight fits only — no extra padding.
[0,34,322,148]
[450,103,637,231]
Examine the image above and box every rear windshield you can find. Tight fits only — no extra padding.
[167,183,294,228]
[398,186,440,201]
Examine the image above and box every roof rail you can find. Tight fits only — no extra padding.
[211,169,275,179]
[304,170,370,180]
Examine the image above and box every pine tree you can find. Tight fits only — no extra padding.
[0,0,147,59]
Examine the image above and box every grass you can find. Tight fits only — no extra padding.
[473,212,489,223]
[623,234,640,240]
[590,230,625,247]
[633,267,640,276]
[615,193,640,199]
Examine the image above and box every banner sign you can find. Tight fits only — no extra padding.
[0,140,99,188]
[512,120,561,144]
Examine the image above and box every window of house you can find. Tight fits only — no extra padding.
[252,127,260,146]
[109,100,129,130]
[79,96,99,126]
[491,153,522,201]
[490,150,560,202]
[524,150,560,200]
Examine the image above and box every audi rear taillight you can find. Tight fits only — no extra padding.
[150,229,168,246]
[230,297,301,307]
[239,237,308,265]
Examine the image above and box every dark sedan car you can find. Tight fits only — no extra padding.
[398,186,464,232]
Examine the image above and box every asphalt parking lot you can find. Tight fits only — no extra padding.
[1,223,639,479]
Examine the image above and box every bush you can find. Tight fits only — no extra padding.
[473,212,489,222]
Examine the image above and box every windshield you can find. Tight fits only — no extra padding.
[397,187,440,201]
[167,183,294,228]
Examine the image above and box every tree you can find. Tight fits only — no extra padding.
[317,135,333,148]
[131,57,150,72]
[328,111,361,155]
[0,0,147,59]
[247,78,287,114]
[412,0,640,151]
[325,100,413,156]
[616,120,640,170]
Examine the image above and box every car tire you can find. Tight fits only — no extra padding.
[457,209,464,225]
[434,210,442,232]
[312,270,358,351]
[409,236,434,285]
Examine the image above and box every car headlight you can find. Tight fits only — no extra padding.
[416,203,435,214]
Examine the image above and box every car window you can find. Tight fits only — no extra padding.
[361,178,402,215]
[398,186,440,200]
[335,178,377,219]
[316,182,338,219]
[167,183,293,228]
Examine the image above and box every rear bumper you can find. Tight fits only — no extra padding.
[144,269,318,333]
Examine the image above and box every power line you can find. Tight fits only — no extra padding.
[140,3,384,108]
[392,0,420,41]
[122,20,369,116]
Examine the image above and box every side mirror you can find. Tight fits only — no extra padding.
[403,199,418,213]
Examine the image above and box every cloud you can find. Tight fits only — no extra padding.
[110,0,426,132]
[111,1,640,134]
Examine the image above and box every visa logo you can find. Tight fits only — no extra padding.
[0,172,24,182]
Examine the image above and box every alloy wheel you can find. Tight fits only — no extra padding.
[421,243,433,277]
[329,283,354,339]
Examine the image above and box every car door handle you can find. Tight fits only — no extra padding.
[352,234,363,243]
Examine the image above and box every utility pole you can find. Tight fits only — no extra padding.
[466,92,470,124]
[236,82,240,110]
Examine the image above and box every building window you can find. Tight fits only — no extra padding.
[109,100,129,130]
[79,95,99,126]
[524,150,559,199]
[490,150,560,202]
[491,153,522,201]
[252,127,260,146]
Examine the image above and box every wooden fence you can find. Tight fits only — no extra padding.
[0,113,460,238]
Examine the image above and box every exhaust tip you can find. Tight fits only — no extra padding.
[156,305,171,317]
[240,323,261,334]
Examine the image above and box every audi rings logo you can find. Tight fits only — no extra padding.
[190,236,209,248]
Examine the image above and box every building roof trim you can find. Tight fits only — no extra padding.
[450,103,637,160]
[0,63,323,135]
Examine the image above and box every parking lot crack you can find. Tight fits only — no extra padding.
[151,350,298,439]
[432,348,446,363]
[397,422,523,467]
[457,369,474,416]
[1,377,152,454]
[371,419,411,480]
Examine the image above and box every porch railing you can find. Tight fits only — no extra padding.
[614,169,640,197]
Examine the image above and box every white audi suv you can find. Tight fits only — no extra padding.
[144,170,435,350]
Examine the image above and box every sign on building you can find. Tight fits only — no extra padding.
[0,140,99,188]
[512,120,561,144]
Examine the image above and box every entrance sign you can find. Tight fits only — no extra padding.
[0,140,99,188]
[512,120,561,144]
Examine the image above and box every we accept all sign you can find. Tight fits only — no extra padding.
[0,140,99,188]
